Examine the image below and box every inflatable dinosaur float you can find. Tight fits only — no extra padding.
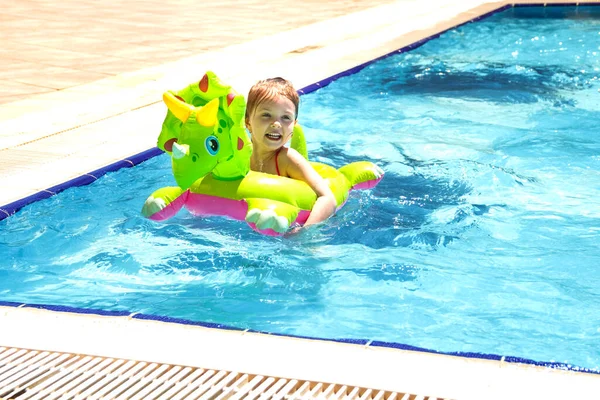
[141,71,383,235]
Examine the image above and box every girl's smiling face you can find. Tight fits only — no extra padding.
[247,95,296,152]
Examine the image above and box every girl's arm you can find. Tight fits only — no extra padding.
[284,148,337,227]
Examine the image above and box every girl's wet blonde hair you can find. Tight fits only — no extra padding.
[245,77,299,126]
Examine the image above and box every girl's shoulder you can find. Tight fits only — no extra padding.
[279,147,307,168]
[279,146,315,180]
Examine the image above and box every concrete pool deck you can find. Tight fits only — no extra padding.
[1,0,600,398]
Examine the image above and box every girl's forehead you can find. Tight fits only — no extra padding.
[257,95,296,113]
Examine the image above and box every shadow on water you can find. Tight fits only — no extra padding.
[311,146,476,251]
[375,62,591,106]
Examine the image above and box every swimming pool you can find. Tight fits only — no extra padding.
[1,4,599,372]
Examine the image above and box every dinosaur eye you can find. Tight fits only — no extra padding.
[205,136,219,156]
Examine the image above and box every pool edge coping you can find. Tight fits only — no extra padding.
[1,300,598,377]
[1,305,599,399]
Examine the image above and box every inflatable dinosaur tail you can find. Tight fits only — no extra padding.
[291,124,308,160]
[339,161,384,190]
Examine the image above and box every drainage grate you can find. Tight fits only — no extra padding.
[0,346,443,399]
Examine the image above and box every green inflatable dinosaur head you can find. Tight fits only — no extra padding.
[158,72,252,189]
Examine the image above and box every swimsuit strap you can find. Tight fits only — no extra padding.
[275,148,282,176]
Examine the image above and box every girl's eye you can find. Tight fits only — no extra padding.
[205,136,219,156]
[283,115,292,121]
[261,113,271,118]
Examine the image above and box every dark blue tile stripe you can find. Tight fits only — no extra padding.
[132,313,246,331]
[297,4,514,95]
[297,2,599,94]
[0,147,162,221]
[515,2,600,6]
[20,303,131,317]
[2,2,598,375]
[0,301,25,307]
[369,340,599,374]
[1,301,597,374]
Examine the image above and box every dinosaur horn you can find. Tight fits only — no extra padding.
[172,142,189,160]
[163,92,193,123]
[196,98,219,127]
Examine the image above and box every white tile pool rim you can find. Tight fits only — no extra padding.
[1,1,600,398]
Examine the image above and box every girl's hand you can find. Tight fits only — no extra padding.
[285,148,337,226]
[284,226,303,237]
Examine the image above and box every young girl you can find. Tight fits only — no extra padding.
[245,77,337,228]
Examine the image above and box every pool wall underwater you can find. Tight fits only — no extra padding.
[1,2,599,377]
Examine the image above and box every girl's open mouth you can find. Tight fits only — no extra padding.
[265,133,282,141]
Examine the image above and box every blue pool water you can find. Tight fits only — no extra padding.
[2,6,600,370]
